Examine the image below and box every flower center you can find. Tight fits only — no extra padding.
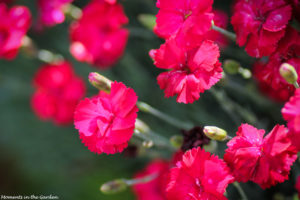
[184,10,192,20]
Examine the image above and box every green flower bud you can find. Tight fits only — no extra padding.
[203,126,227,141]
[100,179,127,195]
[224,59,240,75]
[88,72,112,92]
[279,63,298,85]
[170,135,184,149]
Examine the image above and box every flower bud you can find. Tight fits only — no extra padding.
[203,126,227,141]
[135,119,150,133]
[100,179,127,194]
[170,135,184,149]
[279,63,298,85]
[138,14,156,30]
[88,72,112,92]
[224,59,240,75]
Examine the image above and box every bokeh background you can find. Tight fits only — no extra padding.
[0,0,298,199]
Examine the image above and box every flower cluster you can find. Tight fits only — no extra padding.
[70,0,129,68]
[232,0,292,58]
[3,0,300,199]
[0,3,31,59]
[31,61,85,125]
[253,27,300,101]
[151,0,224,104]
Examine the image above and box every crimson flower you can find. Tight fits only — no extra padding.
[224,124,297,189]
[232,0,292,57]
[0,3,31,59]
[282,89,300,149]
[70,0,129,68]
[74,81,138,154]
[133,160,169,200]
[150,38,222,104]
[155,0,214,48]
[166,147,234,200]
[37,0,73,27]
[253,27,300,102]
[31,61,86,125]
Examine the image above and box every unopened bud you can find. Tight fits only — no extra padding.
[224,59,240,75]
[100,179,127,194]
[138,14,156,30]
[279,63,298,85]
[135,119,150,133]
[170,135,183,149]
[89,72,112,92]
[203,126,227,141]
[239,68,252,79]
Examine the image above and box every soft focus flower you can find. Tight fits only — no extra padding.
[253,27,300,102]
[154,0,214,48]
[282,89,300,149]
[70,0,129,68]
[31,61,86,125]
[104,0,117,4]
[150,38,222,104]
[0,3,31,59]
[232,0,292,57]
[224,124,297,189]
[37,0,73,27]
[133,160,169,200]
[295,176,300,198]
[166,147,234,200]
[74,81,138,154]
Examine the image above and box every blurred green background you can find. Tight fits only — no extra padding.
[0,0,298,199]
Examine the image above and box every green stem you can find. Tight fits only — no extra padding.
[125,173,158,186]
[133,129,175,151]
[294,82,300,89]
[211,24,236,42]
[210,88,257,125]
[233,182,248,200]
[137,101,193,130]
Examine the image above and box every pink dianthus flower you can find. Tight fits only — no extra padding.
[74,81,138,154]
[224,124,297,189]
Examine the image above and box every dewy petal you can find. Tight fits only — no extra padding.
[224,123,297,188]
